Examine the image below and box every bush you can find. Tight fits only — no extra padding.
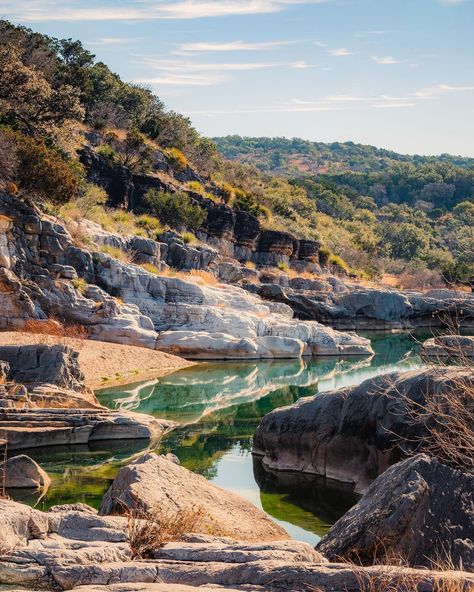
[1,128,79,204]
[318,247,331,266]
[136,214,165,232]
[143,189,207,231]
[330,253,351,274]
[181,231,198,245]
[164,147,188,171]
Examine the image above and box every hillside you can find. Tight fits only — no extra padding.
[213,135,474,176]
[0,20,472,288]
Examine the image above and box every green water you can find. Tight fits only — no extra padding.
[13,331,425,545]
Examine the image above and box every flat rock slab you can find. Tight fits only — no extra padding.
[100,453,289,542]
[421,334,474,360]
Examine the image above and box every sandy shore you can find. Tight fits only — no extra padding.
[0,332,194,389]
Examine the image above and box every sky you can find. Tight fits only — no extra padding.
[2,0,474,156]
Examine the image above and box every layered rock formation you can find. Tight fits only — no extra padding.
[0,497,471,592]
[99,453,288,542]
[0,192,372,359]
[0,344,173,450]
[253,367,473,492]
[421,334,474,359]
[250,278,474,330]
[317,454,474,571]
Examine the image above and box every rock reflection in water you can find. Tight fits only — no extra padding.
[253,456,359,537]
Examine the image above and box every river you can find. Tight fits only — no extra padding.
[13,331,427,545]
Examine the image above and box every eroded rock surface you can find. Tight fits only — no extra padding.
[253,367,474,492]
[99,453,289,542]
[421,334,474,359]
[0,192,372,359]
[0,497,470,592]
[317,454,474,570]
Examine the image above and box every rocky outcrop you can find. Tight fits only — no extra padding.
[251,279,474,330]
[0,454,50,489]
[253,367,473,492]
[0,497,471,592]
[99,453,288,542]
[0,192,371,359]
[421,334,474,359]
[0,344,174,450]
[317,454,474,570]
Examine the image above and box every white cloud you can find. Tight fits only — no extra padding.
[413,83,474,98]
[174,40,295,53]
[372,102,415,109]
[289,60,314,68]
[86,37,144,46]
[330,48,354,57]
[356,29,394,37]
[0,0,330,22]
[371,56,403,65]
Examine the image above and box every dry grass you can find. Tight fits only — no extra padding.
[98,244,135,264]
[139,262,160,275]
[188,269,219,285]
[24,318,89,341]
[125,504,206,559]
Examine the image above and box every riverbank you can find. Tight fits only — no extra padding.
[0,332,194,389]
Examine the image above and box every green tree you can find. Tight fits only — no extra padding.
[143,189,207,231]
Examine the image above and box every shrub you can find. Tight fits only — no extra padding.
[329,253,350,274]
[143,189,207,231]
[181,231,199,245]
[164,147,188,171]
[2,128,79,204]
[136,214,164,233]
[276,261,290,273]
[318,247,331,266]
[24,318,89,340]
[126,504,205,559]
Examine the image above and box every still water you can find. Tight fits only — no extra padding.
[15,332,425,545]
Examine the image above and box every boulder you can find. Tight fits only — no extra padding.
[253,367,473,492]
[0,454,50,489]
[421,334,474,360]
[0,344,86,391]
[99,453,289,542]
[317,454,474,570]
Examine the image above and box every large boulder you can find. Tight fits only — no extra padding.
[99,453,289,542]
[253,367,473,492]
[317,454,474,570]
[0,344,85,391]
[0,454,50,489]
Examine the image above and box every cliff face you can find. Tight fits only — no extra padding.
[0,192,372,359]
[79,146,321,270]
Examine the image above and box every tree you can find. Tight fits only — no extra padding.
[143,189,207,231]
[384,222,430,260]
[0,44,84,138]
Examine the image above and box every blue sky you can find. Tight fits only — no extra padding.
[2,0,474,156]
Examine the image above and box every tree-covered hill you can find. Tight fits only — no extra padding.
[213,135,474,176]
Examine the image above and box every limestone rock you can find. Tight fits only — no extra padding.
[317,454,474,570]
[253,367,473,492]
[99,453,289,542]
[0,454,50,489]
[421,334,474,360]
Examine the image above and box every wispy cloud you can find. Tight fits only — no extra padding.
[356,29,394,37]
[330,48,354,57]
[413,83,474,98]
[86,37,145,47]
[0,0,330,22]
[134,57,283,85]
[173,40,295,54]
[372,56,403,65]
[289,60,315,68]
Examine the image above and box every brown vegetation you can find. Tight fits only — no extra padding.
[125,503,206,559]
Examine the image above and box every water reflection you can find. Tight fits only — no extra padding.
[14,332,425,542]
